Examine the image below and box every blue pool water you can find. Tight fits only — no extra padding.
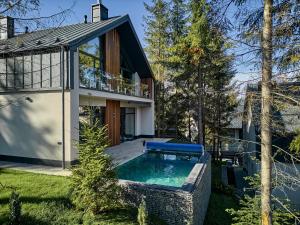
[116,153,199,187]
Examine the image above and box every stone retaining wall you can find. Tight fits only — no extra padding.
[120,152,211,225]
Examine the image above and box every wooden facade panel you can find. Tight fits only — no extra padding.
[105,100,120,146]
[105,29,120,76]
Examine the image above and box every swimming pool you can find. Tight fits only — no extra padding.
[116,152,200,187]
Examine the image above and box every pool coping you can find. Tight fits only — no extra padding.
[117,152,209,194]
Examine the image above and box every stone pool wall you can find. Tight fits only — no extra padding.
[119,152,211,225]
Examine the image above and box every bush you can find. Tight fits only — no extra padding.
[138,199,148,225]
[226,175,296,225]
[9,191,21,225]
[70,121,120,214]
[226,195,294,225]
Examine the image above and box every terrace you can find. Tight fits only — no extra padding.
[79,69,150,99]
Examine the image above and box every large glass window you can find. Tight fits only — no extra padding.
[79,106,105,126]
[79,36,104,89]
[120,47,136,83]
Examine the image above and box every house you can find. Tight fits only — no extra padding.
[222,100,244,152]
[0,2,155,167]
[243,82,300,209]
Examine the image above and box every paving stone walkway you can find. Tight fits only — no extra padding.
[0,138,170,176]
[106,138,170,166]
[0,161,71,176]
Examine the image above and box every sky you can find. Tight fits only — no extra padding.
[38,0,149,47]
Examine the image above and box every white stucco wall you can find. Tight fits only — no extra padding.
[135,107,142,136]
[69,90,79,161]
[0,91,73,163]
[140,102,155,136]
[79,95,106,106]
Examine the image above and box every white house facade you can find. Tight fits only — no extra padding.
[0,3,155,167]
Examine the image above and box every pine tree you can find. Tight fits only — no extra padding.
[144,0,170,137]
[226,175,295,225]
[70,121,120,214]
[165,0,237,144]
[187,0,212,144]
[166,0,188,137]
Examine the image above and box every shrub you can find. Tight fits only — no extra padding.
[9,191,21,225]
[138,199,148,225]
[226,175,295,225]
[290,130,300,155]
[226,195,294,225]
[70,121,120,214]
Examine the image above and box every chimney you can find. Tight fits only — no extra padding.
[0,16,14,40]
[91,1,108,22]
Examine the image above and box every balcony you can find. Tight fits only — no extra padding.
[79,69,151,99]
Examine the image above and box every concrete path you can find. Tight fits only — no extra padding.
[0,161,71,176]
[0,138,170,176]
[106,138,171,166]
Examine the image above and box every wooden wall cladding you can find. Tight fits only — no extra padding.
[105,29,120,76]
[105,100,120,146]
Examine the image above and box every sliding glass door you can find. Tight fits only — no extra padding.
[120,108,135,142]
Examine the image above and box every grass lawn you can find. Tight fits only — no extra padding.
[0,169,137,225]
[204,163,240,225]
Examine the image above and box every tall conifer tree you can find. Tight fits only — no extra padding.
[144,0,170,137]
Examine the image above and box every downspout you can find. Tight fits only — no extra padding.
[61,45,66,169]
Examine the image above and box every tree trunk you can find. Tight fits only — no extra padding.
[261,0,273,224]
[197,65,204,145]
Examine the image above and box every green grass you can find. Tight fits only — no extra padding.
[0,169,137,225]
[204,163,240,225]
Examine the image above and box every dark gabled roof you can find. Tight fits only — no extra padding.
[245,82,300,134]
[0,16,122,53]
[227,100,244,129]
[0,15,153,78]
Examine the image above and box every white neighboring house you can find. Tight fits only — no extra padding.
[0,2,155,167]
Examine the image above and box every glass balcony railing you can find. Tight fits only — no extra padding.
[79,69,151,99]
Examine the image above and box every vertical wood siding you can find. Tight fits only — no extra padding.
[105,29,120,76]
[105,99,120,146]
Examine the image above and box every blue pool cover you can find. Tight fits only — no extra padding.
[145,142,204,154]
